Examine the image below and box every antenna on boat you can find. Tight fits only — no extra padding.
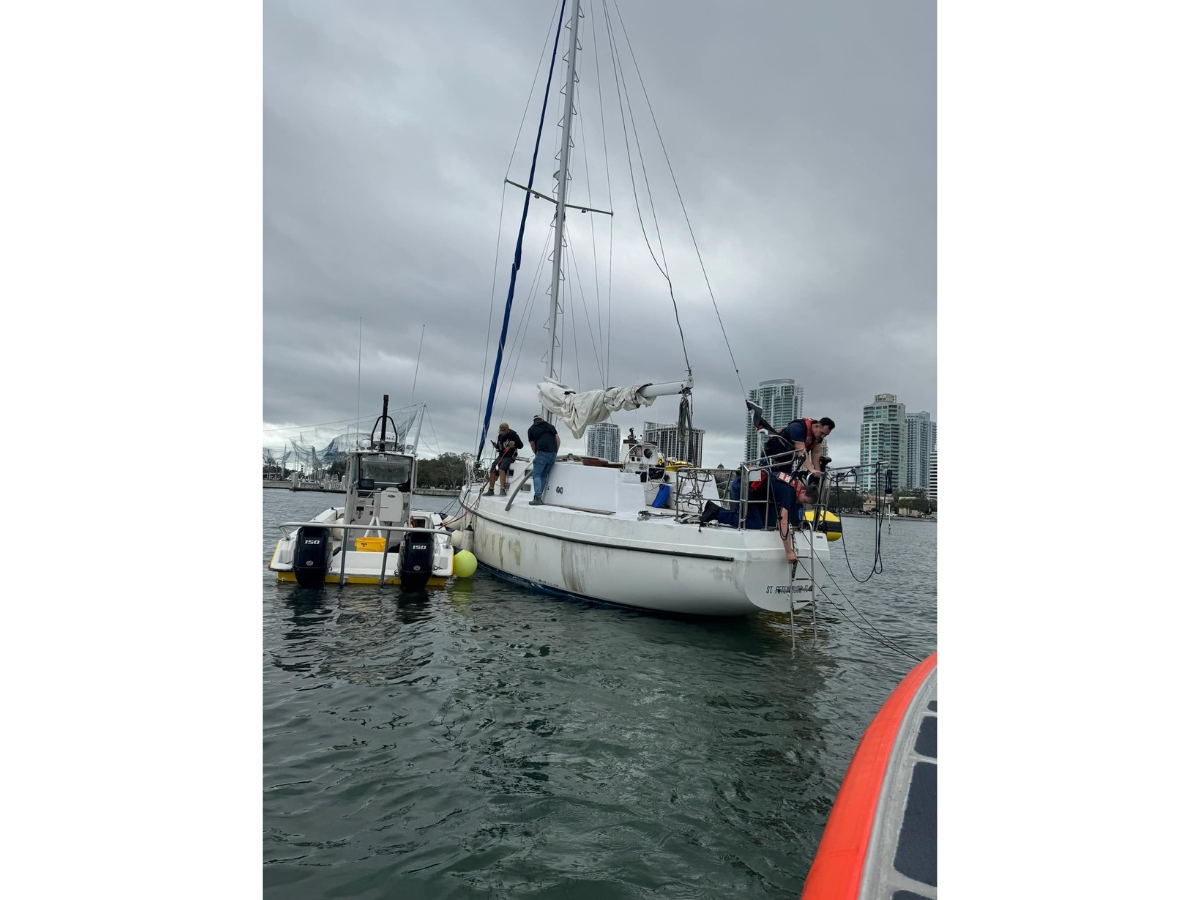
[356,317,363,443]
[370,394,399,451]
[543,0,584,418]
[410,324,425,406]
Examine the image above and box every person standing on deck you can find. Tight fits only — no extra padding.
[527,415,560,506]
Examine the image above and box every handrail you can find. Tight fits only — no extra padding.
[505,468,534,511]
[278,522,448,536]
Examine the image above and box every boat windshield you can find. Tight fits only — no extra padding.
[359,456,413,488]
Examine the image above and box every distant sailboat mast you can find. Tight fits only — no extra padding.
[543,0,584,417]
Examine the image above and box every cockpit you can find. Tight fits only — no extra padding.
[356,455,413,491]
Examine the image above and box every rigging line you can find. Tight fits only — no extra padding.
[577,104,605,383]
[606,202,614,385]
[601,0,691,375]
[410,324,425,406]
[500,294,539,420]
[477,179,510,441]
[808,539,913,658]
[504,0,565,180]
[609,0,743,396]
[599,0,662,280]
[812,581,922,663]
[588,0,616,386]
[424,408,442,455]
[608,0,670,279]
[571,29,605,379]
[564,220,606,383]
[479,0,569,461]
[498,227,555,402]
[262,415,364,433]
[477,3,554,437]
[499,229,556,418]
[568,251,582,390]
[476,0,559,441]
[570,91,599,388]
[835,469,882,582]
[834,478,885,583]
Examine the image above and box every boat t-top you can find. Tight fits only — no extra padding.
[269,395,457,588]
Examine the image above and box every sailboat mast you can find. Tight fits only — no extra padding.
[545,0,583,400]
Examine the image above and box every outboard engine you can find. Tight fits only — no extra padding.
[294,526,330,588]
[399,531,433,590]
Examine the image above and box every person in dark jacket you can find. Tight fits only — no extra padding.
[527,414,560,505]
[484,422,523,496]
[748,399,834,482]
[700,472,817,563]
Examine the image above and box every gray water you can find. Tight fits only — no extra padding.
[263,490,936,899]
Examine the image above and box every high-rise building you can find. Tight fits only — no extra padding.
[744,379,802,462]
[928,446,938,502]
[644,421,705,465]
[905,411,934,491]
[859,393,907,494]
[585,422,620,462]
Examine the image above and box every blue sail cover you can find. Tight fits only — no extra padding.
[477,0,568,461]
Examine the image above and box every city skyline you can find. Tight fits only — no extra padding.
[906,410,935,491]
[644,421,706,467]
[585,422,620,463]
[264,384,936,483]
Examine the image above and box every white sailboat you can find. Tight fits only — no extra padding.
[456,0,830,616]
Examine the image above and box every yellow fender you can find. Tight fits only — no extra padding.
[804,509,842,541]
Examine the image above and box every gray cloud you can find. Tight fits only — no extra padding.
[265,0,935,467]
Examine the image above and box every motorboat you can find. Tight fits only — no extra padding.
[269,395,457,588]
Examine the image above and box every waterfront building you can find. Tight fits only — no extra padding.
[585,422,620,462]
[744,379,802,462]
[644,421,705,466]
[859,393,907,495]
[929,446,938,501]
[905,411,934,491]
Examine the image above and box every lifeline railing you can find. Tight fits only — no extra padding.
[278,521,451,587]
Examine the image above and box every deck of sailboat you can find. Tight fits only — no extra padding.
[465,486,826,557]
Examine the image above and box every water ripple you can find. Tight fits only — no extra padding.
[263,492,935,898]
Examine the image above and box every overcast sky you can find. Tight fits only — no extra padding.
[264,0,935,468]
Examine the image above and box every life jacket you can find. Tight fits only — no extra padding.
[773,470,810,502]
[760,419,807,470]
[787,418,822,451]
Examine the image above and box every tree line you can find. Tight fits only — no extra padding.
[825,487,936,514]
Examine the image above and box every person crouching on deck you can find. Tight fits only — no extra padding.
[484,422,523,496]
[700,473,818,563]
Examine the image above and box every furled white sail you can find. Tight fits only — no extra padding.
[537,377,656,438]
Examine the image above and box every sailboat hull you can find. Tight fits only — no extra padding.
[461,486,828,616]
